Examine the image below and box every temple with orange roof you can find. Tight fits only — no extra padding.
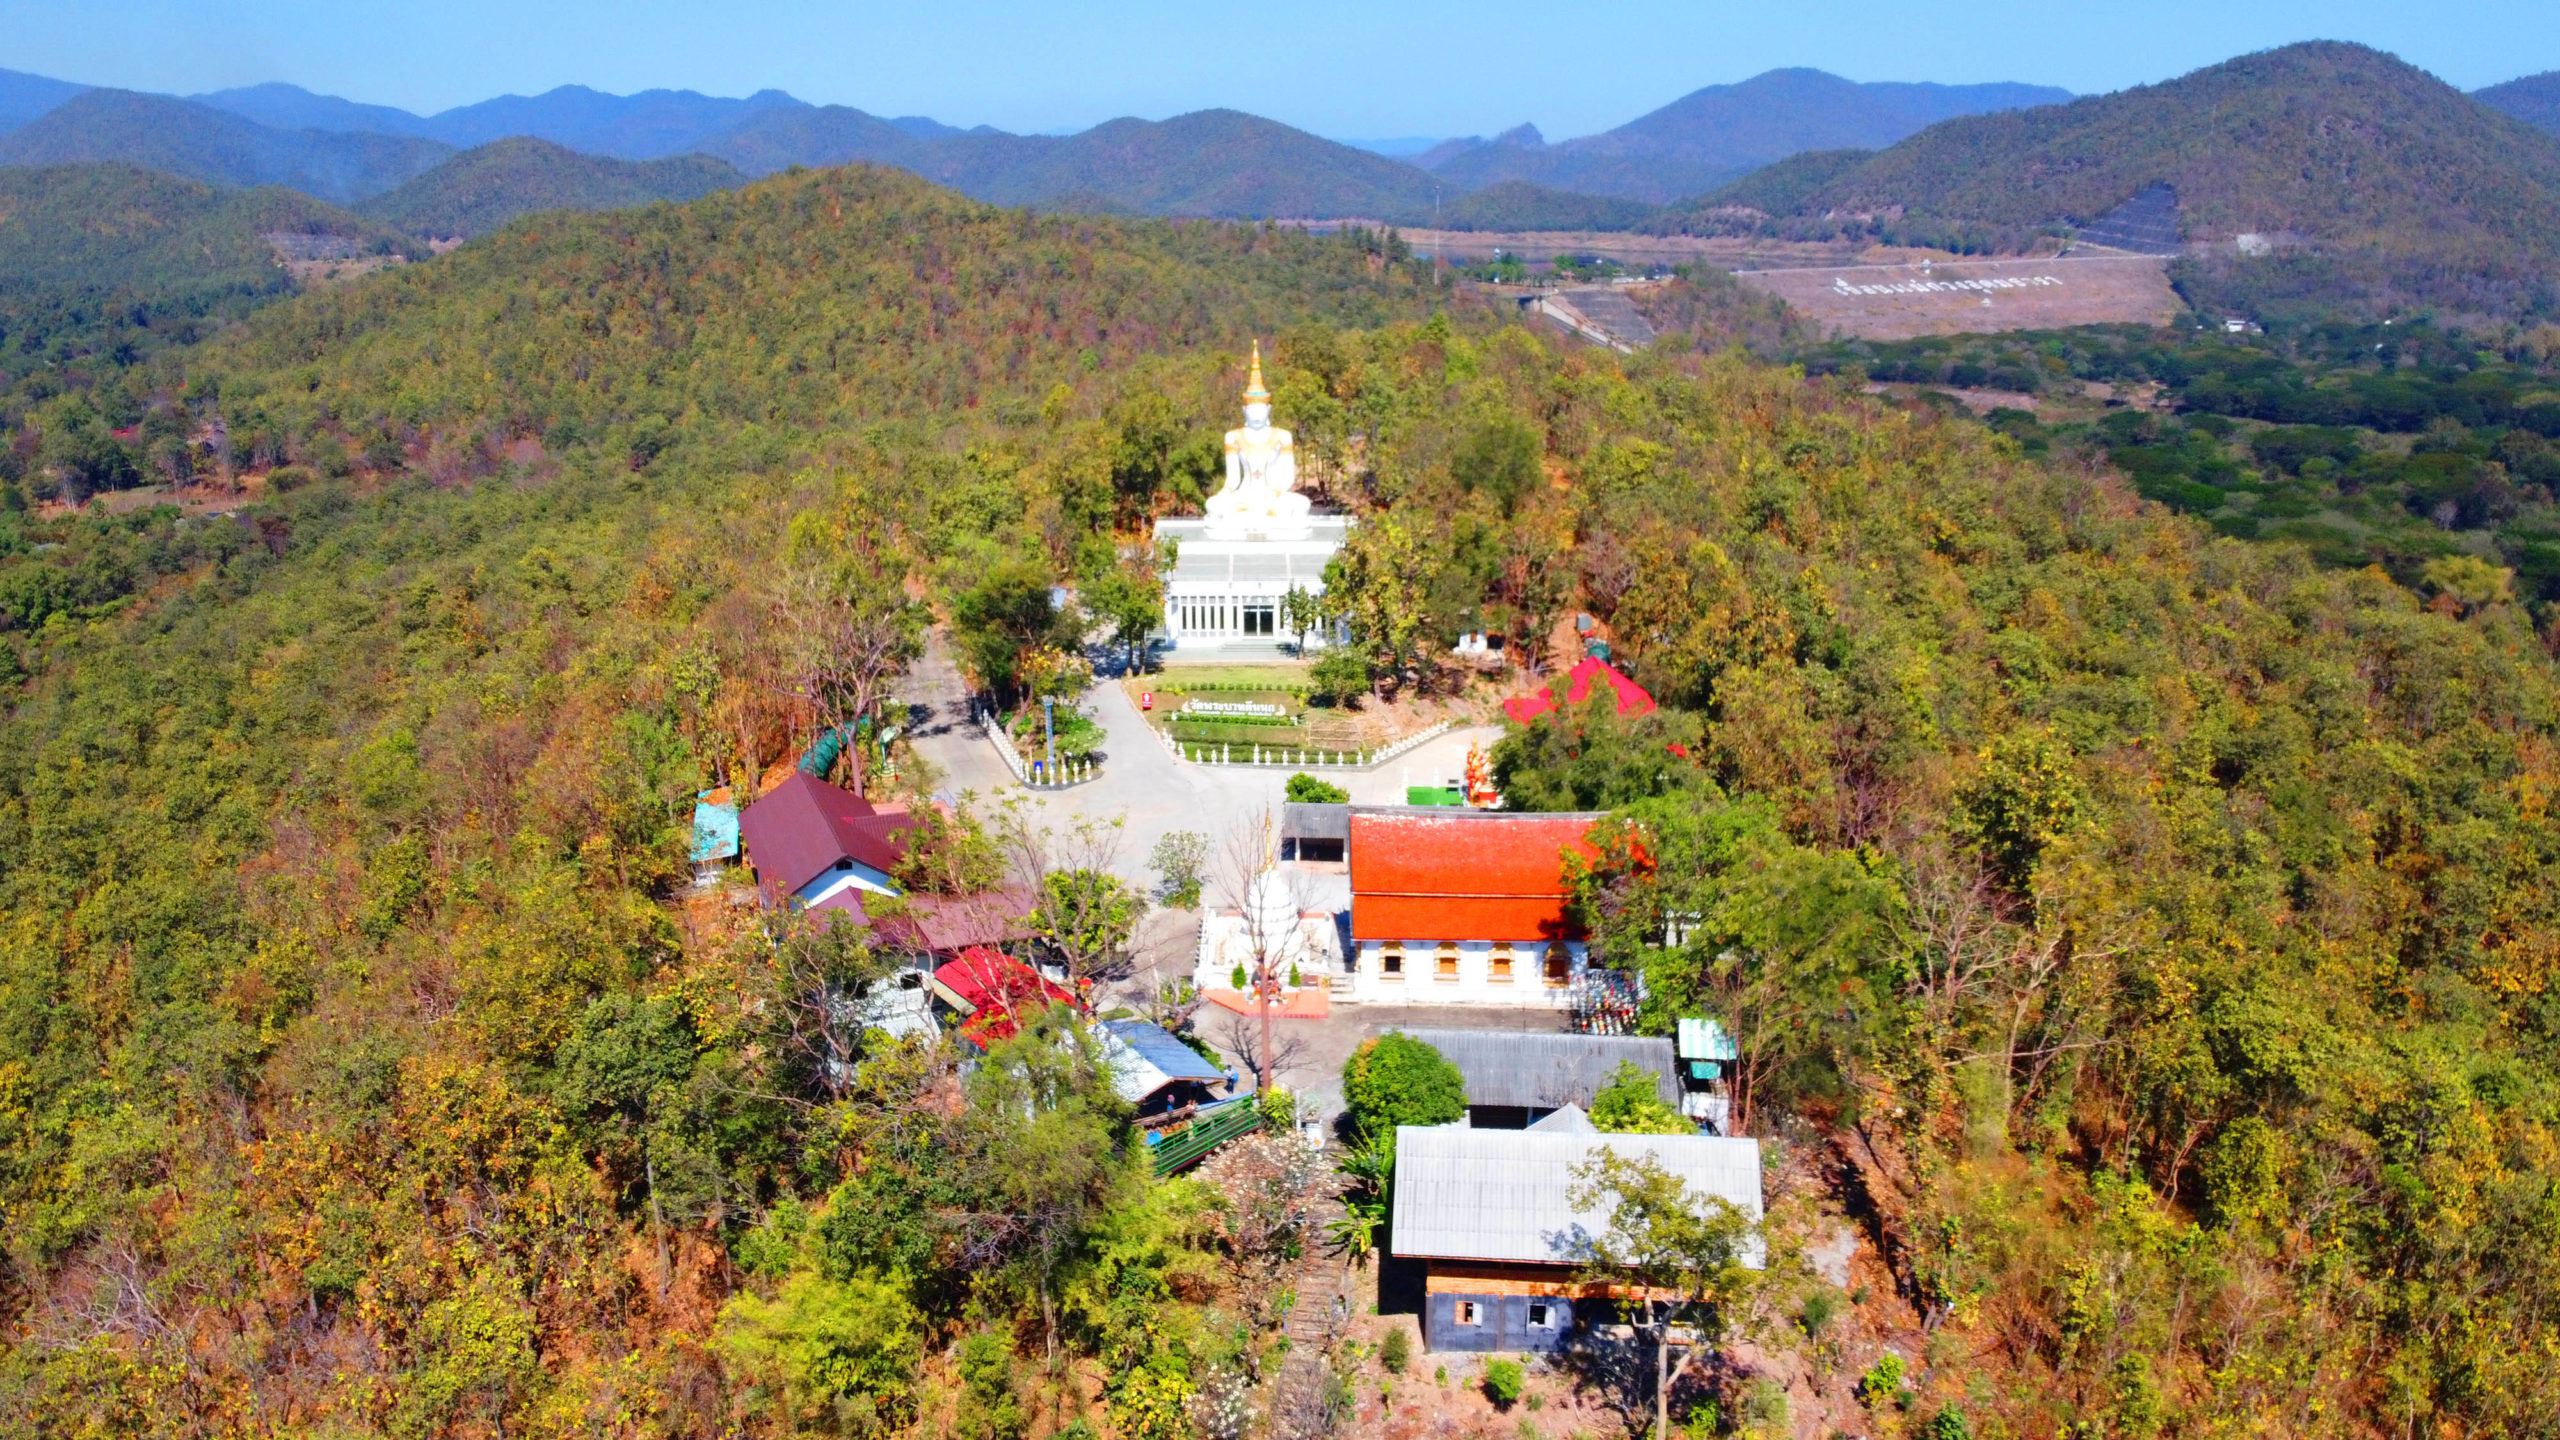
[1341,806,1612,1008]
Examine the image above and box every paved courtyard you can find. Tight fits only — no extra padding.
[902,632,1502,896]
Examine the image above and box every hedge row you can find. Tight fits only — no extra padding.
[1170,717,1313,747]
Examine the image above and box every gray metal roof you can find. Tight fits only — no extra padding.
[1282,802,1350,842]
[1389,1126,1764,1265]
[1402,1028,1678,1111]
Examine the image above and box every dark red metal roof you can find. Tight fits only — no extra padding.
[1348,810,1601,942]
[738,772,914,902]
[807,887,1038,952]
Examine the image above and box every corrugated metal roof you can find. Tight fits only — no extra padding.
[1100,1019,1229,1105]
[1502,655,1657,726]
[1403,1028,1678,1110]
[738,773,913,901]
[1282,802,1350,842]
[1389,1126,1763,1266]
[1678,1017,1739,1063]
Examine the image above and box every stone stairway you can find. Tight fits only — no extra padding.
[1271,1186,1355,1440]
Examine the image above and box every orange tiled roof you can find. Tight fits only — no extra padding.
[1349,811,1601,942]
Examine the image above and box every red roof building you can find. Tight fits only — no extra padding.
[928,947,1081,1046]
[738,772,916,908]
[1342,808,1609,1009]
[1349,810,1600,943]
[1502,655,1657,727]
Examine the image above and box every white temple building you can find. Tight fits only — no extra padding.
[1156,345,1349,651]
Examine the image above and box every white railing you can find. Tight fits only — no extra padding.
[978,708,1099,789]
[1162,719,1453,771]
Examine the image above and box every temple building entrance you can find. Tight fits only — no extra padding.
[1243,603,1275,637]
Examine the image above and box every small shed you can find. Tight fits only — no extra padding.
[1281,802,1349,864]
[1098,1019,1231,1115]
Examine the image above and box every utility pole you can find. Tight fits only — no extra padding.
[1042,696,1056,782]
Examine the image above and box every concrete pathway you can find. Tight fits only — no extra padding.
[897,630,1019,800]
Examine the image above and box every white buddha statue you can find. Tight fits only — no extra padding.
[1203,342,1314,540]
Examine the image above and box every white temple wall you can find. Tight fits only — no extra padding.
[1345,938,1588,1008]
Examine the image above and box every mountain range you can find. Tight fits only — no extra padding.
[354,137,745,237]
[2477,71,2560,134]
[5,49,2560,308]
[1416,70,2076,202]
[1674,43,2560,316]
[0,64,2101,233]
[0,90,453,205]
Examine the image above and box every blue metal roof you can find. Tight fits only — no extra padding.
[690,795,740,864]
[1101,1019,1227,1086]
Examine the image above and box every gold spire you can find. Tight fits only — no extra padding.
[1242,340,1270,404]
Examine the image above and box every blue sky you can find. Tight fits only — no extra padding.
[4,0,2551,139]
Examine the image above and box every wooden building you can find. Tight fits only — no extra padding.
[1389,1124,1763,1352]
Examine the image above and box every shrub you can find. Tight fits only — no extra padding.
[1230,964,1249,991]
[1255,1087,1297,1129]
[1378,1326,1410,1374]
[1286,772,1350,804]
[1341,1032,1466,1139]
[1858,1351,1909,1409]
[1588,1059,1693,1134]
[1309,647,1373,704]
[1925,1406,1974,1440]
[1483,1359,1524,1408]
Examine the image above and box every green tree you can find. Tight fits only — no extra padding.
[1080,550,1167,674]
[1149,829,1210,906]
[949,1010,1141,1360]
[1572,798,1901,1134]
[1341,1032,1466,1140]
[1570,1150,1773,1440]
[1031,867,1144,984]
[1280,584,1324,652]
[954,1330,1026,1440]
[951,557,1068,703]
[1492,685,1711,813]
[714,1270,923,1429]
[1589,1060,1693,1135]
[1284,773,1349,804]
[1321,512,1434,687]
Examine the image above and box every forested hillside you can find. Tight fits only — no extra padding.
[0,89,455,203]
[4,158,2560,1438]
[358,138,745,237]
[0,163,406,413]
[2476,70,2560,134]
